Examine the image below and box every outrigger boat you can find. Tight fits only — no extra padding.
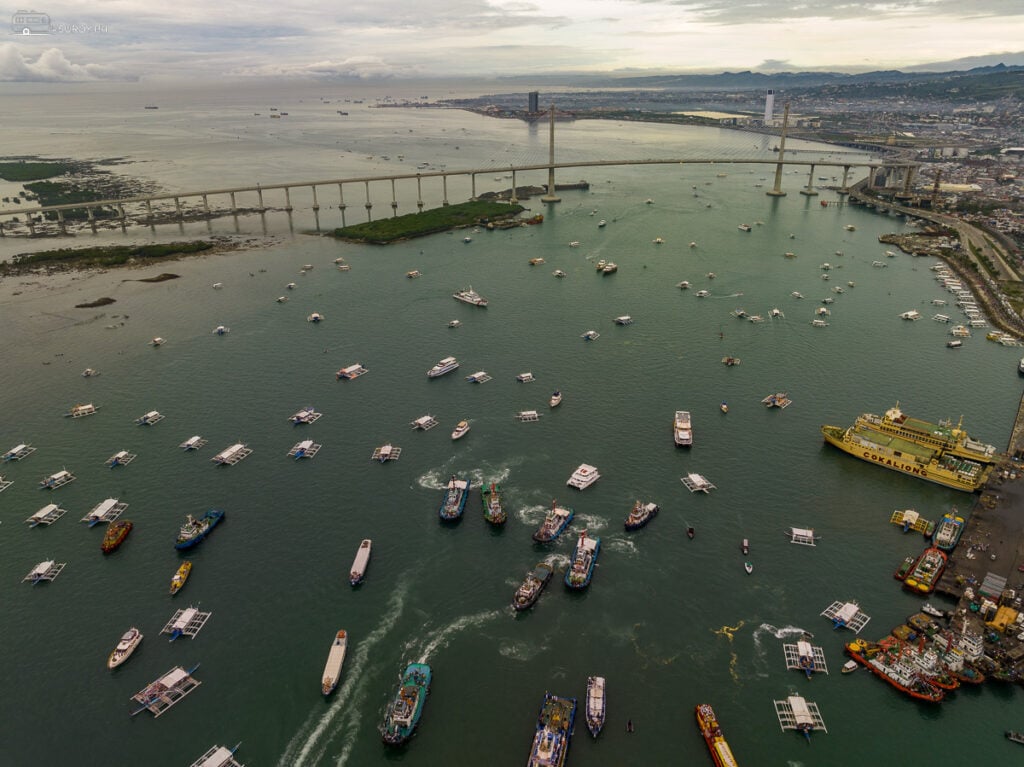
[481,482,507,525]
[513,562,554,611]
[532,501,574,543]
[585,676,606,737]
[624,500,658,531]
[381,663,432,745]
[169,562,192,595]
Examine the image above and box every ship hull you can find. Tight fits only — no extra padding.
[845,642,944,702]
[821,425,989,493]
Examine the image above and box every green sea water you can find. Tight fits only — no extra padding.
[1,82,1023,766]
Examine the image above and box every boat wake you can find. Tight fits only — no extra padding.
[603,537,638,555]
[498,638,548,662]
[515,502,550,526]
[573,513,607,532]
[752,622,812,650]
[412,607,503,665]
[277,580,410,767]
[416,462,516,492]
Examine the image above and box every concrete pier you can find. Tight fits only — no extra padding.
[767,102,790,197]
[284,187,292,211]
[311,185,319,211]
[800,164,818,196]
[541,104,561,203]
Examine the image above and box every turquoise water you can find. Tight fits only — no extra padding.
[1,82,1023,766]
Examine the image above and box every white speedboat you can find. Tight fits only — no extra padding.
[550,390,562,408]
[107,627,143,669]
[321,629,348,695]
[427,356,459,378]
[567,463,600,490]
[451,420,470,440]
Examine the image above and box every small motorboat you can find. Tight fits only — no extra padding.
[720,402,729,414]
[686,527,695,540]
[841,660,859,674]
[550,390,562,408]
[150,337,165,346]
[741,539,749,555]
[451,421,470,440]
[744,561,753,574]
[921,603,946,618]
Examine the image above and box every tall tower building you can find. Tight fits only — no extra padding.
[528,91,539,113]
[764,89,775,125]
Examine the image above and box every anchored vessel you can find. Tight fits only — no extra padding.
[821,404,998,492]
[567,464,600,490]
[845,638,944,702]
[427,356,460,378]
[533,501,574,543]
[565,531,600,589]
[933,511,965,551]
[107,627,143,669]
[513,562,554,611]
[674,410,693,446]
[695,703,739,767]
[481,482,507,525]
[439,476,469,521]
[585,676,606,737]
[349,539,372,585]
[381,663,432,745]
[321,630,348,696]
[527,693,576,767]
[624,500,658,531]
[453,286,488,307]
[101,520,133,553]
[170,562,192,595]
[175,510,225,550]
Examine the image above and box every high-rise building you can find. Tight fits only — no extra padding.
[528,91,539,113]
[764,89,775,125]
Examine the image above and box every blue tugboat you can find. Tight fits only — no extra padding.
[624,500,658,531]
[565,530,600,589]
[532,501,574,543]
[381,662,432,745]
[438,475,469,521]
[174,509,225,550]
[527,693,576,767]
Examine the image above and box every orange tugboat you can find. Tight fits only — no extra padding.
[695,703,739,766]
[101,520,133,553]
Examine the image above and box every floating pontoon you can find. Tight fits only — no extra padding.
[681,473,716,493]
[189,744,244,767]
[287,440,321,459]
[211,443,252,465]
[336,363,368,380]
[26,503,68,527]
[136,410,165,426]
[516,410,541,422]
[129,664,202,717]
[106,450,137,468]
[3,443,36,462]
[39,469,75,490]
[180,436,208,450]
[372,444,401,462]
[289,407,322,425]
[161,606,213,641]
[81,498,129,526]
[774,695,827,739]
[786,527,819,546]
[410,415,439,431]
[821,601,871,633]
[23,560,66,584]
[783,639,829,677]
[465,371,492,383]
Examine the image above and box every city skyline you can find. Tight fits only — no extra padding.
[1,0,1023,83]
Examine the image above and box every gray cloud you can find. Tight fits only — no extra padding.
[0,43,133,81]
[643,0,1024,25]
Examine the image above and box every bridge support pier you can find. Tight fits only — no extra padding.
[0,221,4,237]
[338,184,347,227]
[56,209,66,234]
[442,176,449,206]
[174,197,183,219]
[87,207,97,233]
[27,219,36,236]
[390,179,398,217]
[202,194,210,214]
[311,185,319,211]
[117,203,126,229]
[364,181,373,222]
[256,185,265,211]
[541,105,560,203]
[800,164,818,196]
[145,199,153,220]
[838,166,851,195]
[230,192,237,213]
[509,170,517,204]
[416,176,424,211]
[470,174,477,201]
[284,187,292,212]
[767,102,790,197]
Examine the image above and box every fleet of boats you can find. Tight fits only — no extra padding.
[381,663,432,745]
[321,630,348,696]
[513,562,554,611]
[527,693,576,767]
[821,404,999,492]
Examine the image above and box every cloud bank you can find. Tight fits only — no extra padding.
[0,43,133,81]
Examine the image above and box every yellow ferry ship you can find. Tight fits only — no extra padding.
[821,405,999,493]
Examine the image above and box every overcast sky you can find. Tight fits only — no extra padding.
[2,0,1023,82]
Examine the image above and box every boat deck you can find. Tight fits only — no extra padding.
[26,503,68,527]
[211,443,252,465]
[516,410,540,422]
[681,473,716,493]
[287,440,321,459]
[81,498,128,525]
[130,665,201,717]
[774,695,827,733]
[161,606,213,640]
[820,600,871,633]
[336,363,369,380]
[189,745,244,767]
[852,425,935,460]
[23,560,66,583]
[180,436,208,450]
[106,450,137,468]
[783,640,829,674]
[410,415,439,431]
[465,371,492,383]
[289,407,323,424]
[3,444,36,462]
[372,445,402,462]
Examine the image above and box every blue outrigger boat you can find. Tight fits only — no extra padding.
[527,693,576,767]
[565,530,600,589]
[174,509,224,550]
[439,476,469,521]
[381,662,432,745]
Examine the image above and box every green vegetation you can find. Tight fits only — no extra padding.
[23,180,117,221]
[0,160,76,182]
[332,200,524,243]
[1,241,215,275]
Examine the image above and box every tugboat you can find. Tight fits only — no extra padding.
[527,693,576,767]
[624,500,658,530]
[174,509,225,550]
[381,663,432,745]
[844,638,945,702]
[565,530,600,589]
[903,547,948,594]
[438,476,469,521]
[585,676,606,737]
[101,520,133,553]
[933,510,965,551]
[169,561,192,595]
[481,482,507,525]
[106,627,143,669]
[532,501,574,542]
[513,562,554,611]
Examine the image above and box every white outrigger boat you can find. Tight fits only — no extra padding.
[321,629,348,696]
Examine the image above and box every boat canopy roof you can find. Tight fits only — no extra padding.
[160,667,191,686]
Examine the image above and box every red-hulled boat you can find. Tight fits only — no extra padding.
[845,638,945,703]
[101,520,133,553]
[903,547,948,594]
[695,703,739,766]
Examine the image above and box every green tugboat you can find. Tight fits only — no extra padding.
[381,663,432,745]
[481,482,507,525]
